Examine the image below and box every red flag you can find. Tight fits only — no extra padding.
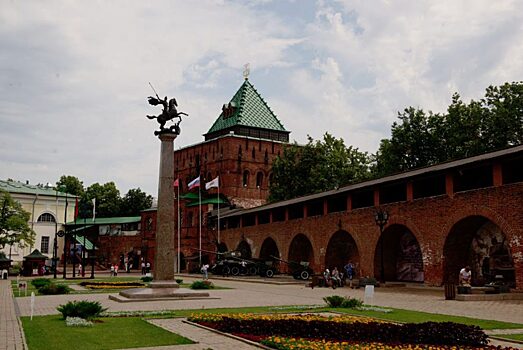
[74,197,79,220]
[173,178,179,187]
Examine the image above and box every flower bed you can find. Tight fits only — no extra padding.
[188,313,493,348]
[79,281,145,289]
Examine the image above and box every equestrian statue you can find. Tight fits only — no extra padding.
[146,83,188,135]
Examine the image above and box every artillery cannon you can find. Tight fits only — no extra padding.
[270,255,313,280]
[192,248,276,278]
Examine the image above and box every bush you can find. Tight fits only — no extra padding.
[57,300,107,320]
[141,276,153,282]
[190,280,214,290]
[38,283,71,295]
[323,295,363,308]
[175,278,183,284]
[323,295,345,307]
[341,297,363,308]
[31,278,52,289]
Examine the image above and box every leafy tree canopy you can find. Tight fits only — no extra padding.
[375,81,523,176]
[120,188,153,216]
[0,190,35,249]
[83,182,121,218]
[56,175,84,196]
[269,133,372,202]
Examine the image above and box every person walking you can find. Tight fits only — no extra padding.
[201,263,209,280]
[344,262,355,288]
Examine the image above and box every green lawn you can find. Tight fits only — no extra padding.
[494,334,523,342]
[22,315,193,350]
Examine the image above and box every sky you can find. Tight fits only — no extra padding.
[1,0,522,197]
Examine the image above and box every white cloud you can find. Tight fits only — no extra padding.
[1,0,522,195]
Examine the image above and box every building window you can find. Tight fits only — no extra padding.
[146,217,153,231]
[187,212,193,227]
[37,213,56,223]
[243,170,250,187]
[256,172,264,188]
[41,236,50,254]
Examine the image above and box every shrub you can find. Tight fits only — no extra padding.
[190,280,214,290]
[31,278,52,289]
[57,300,107,320]
[175,278,183,284]
[38,283,71,295]
[341,297,363,308]
[323,295,363,308]
[323,295,345,307]
[141,276,153,282]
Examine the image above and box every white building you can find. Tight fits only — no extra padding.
[0,179,77,264]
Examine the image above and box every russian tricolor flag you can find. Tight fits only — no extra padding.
[188,176,200,190]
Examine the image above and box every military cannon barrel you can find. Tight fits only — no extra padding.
[270,255,312,280]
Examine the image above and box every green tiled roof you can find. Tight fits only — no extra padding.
[66,217,140,225]
[206,79,287,135]
[0,179,75,198]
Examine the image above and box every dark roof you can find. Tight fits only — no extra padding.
[221,144,523,218]
[24,249,48,259]
[205,79,287,137]
[66,216,140,225]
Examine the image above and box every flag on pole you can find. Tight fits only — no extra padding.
[173,178,179,187]
[188,176,200,190]
[92,198,96,221]
[74,197,79,220]
[205,176,219,190]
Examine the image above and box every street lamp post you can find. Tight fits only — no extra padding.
[374,209,389,284]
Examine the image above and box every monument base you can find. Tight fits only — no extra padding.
[109,280,211,303]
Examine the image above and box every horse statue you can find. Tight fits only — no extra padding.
[146,94,188,135]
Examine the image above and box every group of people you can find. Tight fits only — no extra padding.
[141,261,151,275]
[322,262,356,288]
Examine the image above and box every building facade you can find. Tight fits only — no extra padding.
[0,180,76,265]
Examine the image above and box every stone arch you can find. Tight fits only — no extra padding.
[259,237,280,261]
[443,216,516,287]
[236,240,252,259]
[288,233,314,265]
[325,230,360,275]
[373,224,424,282]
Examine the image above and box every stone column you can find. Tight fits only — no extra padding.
[154,132,177,281]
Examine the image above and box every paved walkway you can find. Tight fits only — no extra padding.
[0,280,25,350]
[3,276,523,349]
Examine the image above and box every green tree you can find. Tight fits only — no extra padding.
[120,188,153,216]
[83,182,121,218]
[269,133,372,201]
[0,190,35,249]
[56,175,84,196]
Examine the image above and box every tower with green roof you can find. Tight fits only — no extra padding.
[204,77,290,142]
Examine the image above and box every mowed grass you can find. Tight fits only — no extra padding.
[22,315,193,350]
[495,334,523,342]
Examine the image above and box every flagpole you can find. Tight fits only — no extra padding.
[177,182,180,274]
[198,179,202,267]
[217,177,220,244]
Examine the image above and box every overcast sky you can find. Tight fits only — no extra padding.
[1,0,522,197]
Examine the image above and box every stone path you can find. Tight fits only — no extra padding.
[0,280,25,350]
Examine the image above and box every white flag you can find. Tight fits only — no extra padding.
[205,176,219,190]
[92,198,96,221]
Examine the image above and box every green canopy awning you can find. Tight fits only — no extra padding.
[74,236,97,250]
[185,197,229,207]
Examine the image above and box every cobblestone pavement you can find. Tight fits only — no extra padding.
[4,276,523,349]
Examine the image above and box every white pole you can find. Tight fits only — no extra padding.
[30,292,35,320]
[177,183,180,274]
[217,177,220,244]
[199,183,202,267]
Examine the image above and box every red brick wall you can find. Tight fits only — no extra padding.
[219,183,523,289]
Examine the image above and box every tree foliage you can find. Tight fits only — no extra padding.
[55,175,153,218]
[0,190,35,249]
[375,82,523,176]
[56,175,84,196]
[120,188,153,216]
[269,133,372,202]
